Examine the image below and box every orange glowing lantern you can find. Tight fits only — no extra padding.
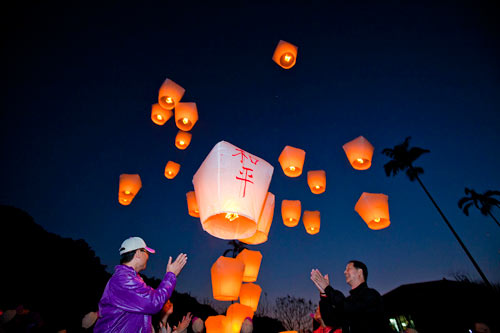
[272,40,298,69]
[211,256,245,301]
[354,192,390,230]
[307,170,326,194]
[236,249,262,283]
[164,161,180,179]
[192,141,274,240]
[278,146,305,177]
[239,192,274,245]
[175,102,198,131]
[226,303,254,333]
[281,200,301,227]
[118,174,142,206]
[158,78,185,110]
[303,210,320,235]
[206,315,230,333]
[342,136,374,170]
[151,103,173,126]
[186,191,200,217]
[175,130,192,150]
[239,283,262,312]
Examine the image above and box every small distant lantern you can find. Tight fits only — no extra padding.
[186,191,200,217]
[278,146,306,177]
[303,210,320,235]
[307,170,326,194]
[236,249,262,283]
[354,192,391,230]
[342,136,374,170]
[239,283,262,312]
[281,200,301,227]
[226,303,254,333]
[193,141,274,240]
[151,103,173,126]
[206,315,230,333]
[175,102,198,131]
[175,130,192,150]
[211,256,245,301]
[272,40,298,69]
[118,174,142,206]
[239,192,275,245]
[158,78,185,110]
[164,161,181,179]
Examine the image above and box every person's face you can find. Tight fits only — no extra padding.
[474,323,491,333]
[344,263,363,286]
[137,248,150,271]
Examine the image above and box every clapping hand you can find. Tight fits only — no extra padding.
[173,312,192,332]
[167,253,188,276]
[311,269,330,293]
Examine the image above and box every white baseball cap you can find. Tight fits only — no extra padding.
[119,237,156,255]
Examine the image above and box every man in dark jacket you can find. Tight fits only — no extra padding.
[311,260,386,333]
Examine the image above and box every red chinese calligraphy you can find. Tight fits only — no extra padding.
[236,166,254,197]
[232,148,259,165]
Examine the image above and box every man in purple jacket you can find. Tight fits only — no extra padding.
[94,236,188,333]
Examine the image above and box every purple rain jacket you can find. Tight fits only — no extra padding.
[94,265,176,333]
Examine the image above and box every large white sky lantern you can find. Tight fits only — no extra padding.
[193,141,274,240]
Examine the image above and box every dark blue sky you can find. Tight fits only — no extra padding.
[2,1,499,303]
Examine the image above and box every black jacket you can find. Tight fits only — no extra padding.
[319,282,386,333]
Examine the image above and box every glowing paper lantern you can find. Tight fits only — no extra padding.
[175,130,192,150]
[193,141,274,240]
[342,136,374,170]
[354,192,391,230]
[206,315,230,333]
[226,303,254,333]
[307,170,326,194]
[239,283,262,312]
[186,191,200,217]
[211,256,245,301]
[278,146,305,177]
[272,40,298,69]
[281,200,301,227]
[158,78,185,110]
[236,249,262,283]
[239,192,275,245]
[118,174,142,206]
[175,102,198,131]
[164,161,180,179]
[303,210,320,235]
[151,103,173,126]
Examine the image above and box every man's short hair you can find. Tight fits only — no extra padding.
[349,260,368,282]
[120,250,137,264]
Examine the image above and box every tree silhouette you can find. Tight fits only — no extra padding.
[458,188,500,228]
[382,137,492,288]
[222,240,247,258]
[274,295,315,332]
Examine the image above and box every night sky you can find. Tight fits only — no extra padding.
[2,1,499,304]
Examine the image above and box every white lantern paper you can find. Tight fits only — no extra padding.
[193,141,274,240]
[239,192,275,245]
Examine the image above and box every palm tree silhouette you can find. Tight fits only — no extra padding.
[382,137,492,288]
[223,240,247,258]
[458,188,500,228]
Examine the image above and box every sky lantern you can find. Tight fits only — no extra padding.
[206,315,230,333]
[211,256,245,301]
[186,191,200,217]
[354,192,391,230]
[281,200,301,227]
[272,40,298,69]
[307,170,326,194]
[175,102,198,131]
[226,303,254,333]
[239,192,274,245]
[193,141,274,240]
[118,174,142,206]
[158,78,185,110]
[303,210,320,235]
[151,103,173,126]
[164,161,180,179]
[342,136,374,170]
[239,283,262,312]
[236,249,262,283]
[175,130,192,150]
[278,146,305,177]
